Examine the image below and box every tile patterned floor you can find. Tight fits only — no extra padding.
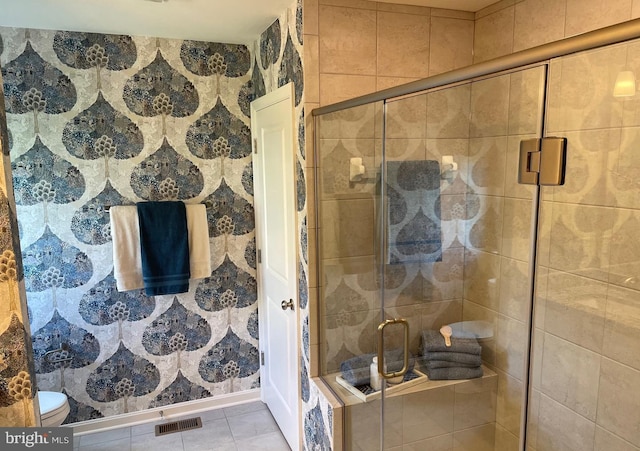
[72,401,291,451]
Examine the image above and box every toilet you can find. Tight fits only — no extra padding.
[38,391,70,426]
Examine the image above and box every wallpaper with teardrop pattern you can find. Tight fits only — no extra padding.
[0,22,272,422]
[0,68,38,426]
[257,5,333,450]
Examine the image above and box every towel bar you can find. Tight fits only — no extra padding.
[105,201,212,211]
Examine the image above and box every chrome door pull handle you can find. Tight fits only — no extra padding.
[281,299,294,311]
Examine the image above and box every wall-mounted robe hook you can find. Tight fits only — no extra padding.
[350,157,365,182]
[441,155,458,181]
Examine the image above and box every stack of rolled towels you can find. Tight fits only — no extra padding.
[421,329,483,380]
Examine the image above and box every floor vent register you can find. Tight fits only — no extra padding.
[155,416,203,436]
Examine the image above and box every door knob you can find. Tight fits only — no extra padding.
[281,299,294,311]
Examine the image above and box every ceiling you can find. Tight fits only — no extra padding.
[0,0,497,45]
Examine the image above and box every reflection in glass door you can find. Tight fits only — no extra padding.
[316,101,386,450]
[528,38,640,451]
[315,64,548,450]
[379,66,546,451]
[316,35,640,451]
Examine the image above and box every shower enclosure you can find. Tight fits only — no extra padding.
[314,20,640,451]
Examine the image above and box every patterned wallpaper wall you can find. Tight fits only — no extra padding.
[0,0,331,443]
[0,72,38,426]
[0,25,266,422]
[258,3,332,450]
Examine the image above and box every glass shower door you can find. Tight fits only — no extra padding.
[527,38,640,450]
[317,36,640,450]
[315,100,387,450]
[316,63,548,451]
[379,65,547,450]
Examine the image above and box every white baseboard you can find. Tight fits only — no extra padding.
[69,389,262,436]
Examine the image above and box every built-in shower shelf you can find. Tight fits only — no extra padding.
[328,364,497,406]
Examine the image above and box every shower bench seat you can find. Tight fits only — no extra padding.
[326,364,497,406]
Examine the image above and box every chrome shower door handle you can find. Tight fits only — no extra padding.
[377,318,410,380]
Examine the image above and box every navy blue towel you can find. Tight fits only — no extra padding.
[137,201,190,296]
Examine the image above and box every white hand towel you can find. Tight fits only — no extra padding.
[110,204,212,292]
[110,206,144,291]
[186,204,211,279]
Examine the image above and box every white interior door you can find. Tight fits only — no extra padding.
[250,82,299,451]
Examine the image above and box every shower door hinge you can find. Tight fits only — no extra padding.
[253,138,258,154]
[518,137,567,186]
[261,351,265,365]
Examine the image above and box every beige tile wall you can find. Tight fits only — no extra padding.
[473,2,640,450]
[306,0,475,106]
[343,377,498,450]
[527,40,640,451]
[303,0,475,380]
[460,65,544,451]
[308,4,477,448]
[314,63,545,451]
[307,0,640,449]
[474,0,640,63]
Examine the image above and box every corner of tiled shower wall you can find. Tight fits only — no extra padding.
[0,25,267,422]
[258,2,337,450]
[297,0,353,449]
